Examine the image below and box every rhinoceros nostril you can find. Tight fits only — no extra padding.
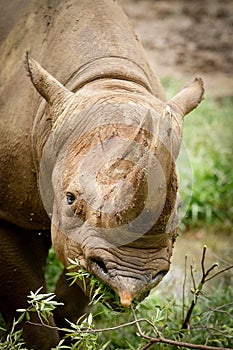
[90,258,109,279]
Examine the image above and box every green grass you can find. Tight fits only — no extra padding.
[163,77,233,233]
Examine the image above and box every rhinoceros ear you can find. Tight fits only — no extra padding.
[25,51,74,119]
[167,77,204,122]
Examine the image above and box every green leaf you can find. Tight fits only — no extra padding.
[87,313,93,327]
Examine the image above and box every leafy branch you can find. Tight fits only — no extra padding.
[17,286,64,326]
[66,258,139,311]
[182,245,233,331]
[1,247,232,350]
[131,305,232,350]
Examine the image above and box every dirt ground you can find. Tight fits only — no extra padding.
[120,0,233,98]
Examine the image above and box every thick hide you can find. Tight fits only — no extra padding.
[0,0,204,348]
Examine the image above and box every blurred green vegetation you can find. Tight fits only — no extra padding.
[163,77,233,233]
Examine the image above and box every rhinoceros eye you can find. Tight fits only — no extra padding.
[66,192,76,205]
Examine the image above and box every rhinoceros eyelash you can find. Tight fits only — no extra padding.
[66,192,76,205]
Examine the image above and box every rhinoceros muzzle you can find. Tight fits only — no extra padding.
[86,249,169,307]
[90,256,167,288]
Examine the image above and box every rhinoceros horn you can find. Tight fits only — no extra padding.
[25,52,74,120]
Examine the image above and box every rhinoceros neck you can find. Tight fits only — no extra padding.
[65,57,154,95]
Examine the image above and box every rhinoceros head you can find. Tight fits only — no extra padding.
[26,53,204,306]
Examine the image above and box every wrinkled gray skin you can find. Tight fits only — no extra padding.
[0,0,204,348]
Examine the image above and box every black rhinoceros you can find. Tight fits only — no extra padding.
[0,0,204,348]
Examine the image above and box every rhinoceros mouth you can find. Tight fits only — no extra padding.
[150,270,168,289]
[90,257,110,283]
[89,256,168,305]
[90,256,168,285]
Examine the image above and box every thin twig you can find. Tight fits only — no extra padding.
[139,339,232,350]
[204,263,219,281]
[130,305,232,350]
[191,324,233,336]
[86,318,161,335]
[27,320,60,330]
[190,262,197,291]
[130,305,162,338]
[205,303,233,320]
[140,341,154,350]
[182,300,195,330]
[29,313,161,339]
[183,255,188,321]
[27,315,161,335]
[27,310,61,331]
[201,245,207,277]
[182,246,233,332]
[205,264,233,282]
